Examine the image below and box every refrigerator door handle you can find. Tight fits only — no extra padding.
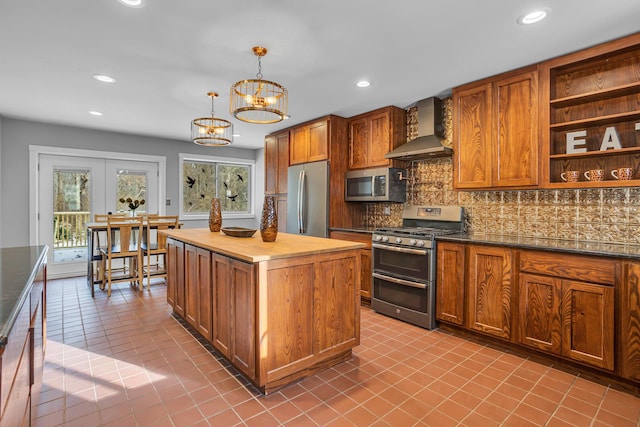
[300,170,306,233]
[297,170,303,233]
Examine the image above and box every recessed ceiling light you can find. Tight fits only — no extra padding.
[233,134,241,138]
[93,74,116,83]
[356,80,370,88]
[517,9,550,25]
[117,0,143,7]
[88,111,103,116]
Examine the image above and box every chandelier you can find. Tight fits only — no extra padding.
[191,92,233,146]
[230,46,288,124]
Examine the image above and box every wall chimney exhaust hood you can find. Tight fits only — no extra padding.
[385,97,452,160]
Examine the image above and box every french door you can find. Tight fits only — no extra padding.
[37,154,159,278]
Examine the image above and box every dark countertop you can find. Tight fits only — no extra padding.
[0,245,48,347]
[437,233,640,260]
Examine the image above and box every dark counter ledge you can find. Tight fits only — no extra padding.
[0,245,48,347]
[437,233,640,260]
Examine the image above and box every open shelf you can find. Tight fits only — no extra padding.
[550,82,640,108]
[550,111,640,131]
[549,146,640,160]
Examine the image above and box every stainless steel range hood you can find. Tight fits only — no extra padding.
[385,97,452,160]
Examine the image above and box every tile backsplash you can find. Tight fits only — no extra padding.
[360,98,640,245]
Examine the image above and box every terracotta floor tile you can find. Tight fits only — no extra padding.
[35,277,640,427]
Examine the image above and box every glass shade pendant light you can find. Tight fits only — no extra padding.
[191,92,233,146]
[230,46,288,124]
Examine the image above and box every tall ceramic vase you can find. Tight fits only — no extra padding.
[260,196,278,242]
[209,198,222,232]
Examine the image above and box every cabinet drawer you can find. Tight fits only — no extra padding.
[519,250,615,285]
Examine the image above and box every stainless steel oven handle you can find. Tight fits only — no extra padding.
[372,243,429,256]
[372,272,427,289]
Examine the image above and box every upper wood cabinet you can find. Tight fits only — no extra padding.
[453,67,539,190]
[264,130,289,195]
[348,106,407,170]
[289,118,329,165]
[540,33,640,188]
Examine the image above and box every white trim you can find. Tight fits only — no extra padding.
[29,145,167,245]
[178,152,256,221]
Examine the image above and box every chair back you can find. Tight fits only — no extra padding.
[94,213,126,222]
[106,217,143,257]
[144,215,179,250]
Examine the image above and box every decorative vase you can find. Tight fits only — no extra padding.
[209,198,222,232]
[260,196,278,242]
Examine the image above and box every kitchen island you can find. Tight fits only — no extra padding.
[161,228,363,394]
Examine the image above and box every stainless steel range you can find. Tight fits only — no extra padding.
[371,205,465,329]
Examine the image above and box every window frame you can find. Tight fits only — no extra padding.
[178,153,255,221]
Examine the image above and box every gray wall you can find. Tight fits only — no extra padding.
[0,117,265,247]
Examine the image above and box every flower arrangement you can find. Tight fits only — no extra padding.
[119,197,145,213]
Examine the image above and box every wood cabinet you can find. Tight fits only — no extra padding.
[212,254,256,379]
[265,130,289,195]
[184,245,212,340]
[348,106,407,170]
[541,33,640,188]
[620,262,640,380]
[166,239,185,317]
[290,119,329,165]
[466,245,513,339]
[518,250,615,370]
[329,230,372,300]
[453,67,539,190]
[436,242,466,326]
[274,195,287,233]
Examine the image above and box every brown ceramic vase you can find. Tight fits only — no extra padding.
[209,198,222,232]
[260,196,278,242]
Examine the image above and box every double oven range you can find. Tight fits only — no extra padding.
[371,205,465,329]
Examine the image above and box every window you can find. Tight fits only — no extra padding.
[179,153,255,220]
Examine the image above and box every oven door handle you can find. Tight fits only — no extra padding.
[372,272,427,289]
[372,243,429,256]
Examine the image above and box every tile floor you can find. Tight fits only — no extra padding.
[34,277,640,427]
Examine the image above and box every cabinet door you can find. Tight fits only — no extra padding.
[275,195,287,232]
[436,242,466,325]
[196,248,212,340]
[167,240,185,316]
[453,83,493,188]
[518,273,561,354]
[289,126,309,165]
[212,254,231,358]
[621,262,640,380]
[276,132,289,193]
[230,259,256,379]
[307,120,328,162]
[561,280,614,371]
[264,134,278,194]
[348,117,369,169]
[467,245,512,339]
[368,111,391,167]
[360,249,372,299]
[493,70,539,187]
[184,244,198,328]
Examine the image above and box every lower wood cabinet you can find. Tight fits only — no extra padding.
[437,242,618,374]
[620,262,640,380]
[167,239,185,317]
[436,242,466,325]
[466,245,513,340]
[328,231,371,300]
[184,245,212,340]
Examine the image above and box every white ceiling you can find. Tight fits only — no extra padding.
[1,1,639,150]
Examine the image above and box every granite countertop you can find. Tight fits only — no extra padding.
[0,245,48,347]
[437,233,640,260]
[161,229,364,263]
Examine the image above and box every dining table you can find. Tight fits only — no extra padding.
[85,218,181,297]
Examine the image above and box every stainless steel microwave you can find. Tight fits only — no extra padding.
[345,167,406,202]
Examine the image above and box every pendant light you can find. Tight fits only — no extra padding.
[191,92,233,146]
[230,46,288,124]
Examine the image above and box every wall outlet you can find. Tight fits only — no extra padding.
[384,206,391,215]
[166,198,171,206]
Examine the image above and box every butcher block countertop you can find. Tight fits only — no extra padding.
[160,228,364,263]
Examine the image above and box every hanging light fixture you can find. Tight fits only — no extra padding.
[191,92,233,146]
[230,46,288,124]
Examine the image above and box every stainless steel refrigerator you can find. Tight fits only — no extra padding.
[286,161,329,237]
